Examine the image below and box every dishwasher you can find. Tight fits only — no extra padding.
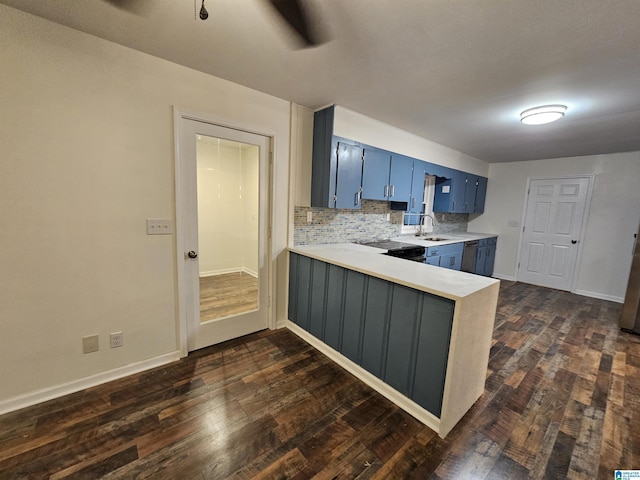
[461,241,478,273]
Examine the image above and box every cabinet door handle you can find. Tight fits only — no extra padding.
[384,185,389,198]
[390,185,395,197]
[411,197,416,208]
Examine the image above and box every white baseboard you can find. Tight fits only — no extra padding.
[0,351,181,416]
[573,289,624,303]
[200,267,258,278]
[241,267,258,278]
[492,273,516,281]
[491,274,623,303]
[284,320,441,436]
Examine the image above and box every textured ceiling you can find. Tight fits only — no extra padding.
[3,0,640,163]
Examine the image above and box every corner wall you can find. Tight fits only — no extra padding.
[468,151,640,301]
[0,5,290,408]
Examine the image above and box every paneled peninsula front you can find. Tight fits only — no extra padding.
[287,243,500,438]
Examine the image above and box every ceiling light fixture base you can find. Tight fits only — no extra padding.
[520,105,567,125]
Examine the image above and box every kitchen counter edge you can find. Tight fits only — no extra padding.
[288,243,499,302]
[393,231,497,248]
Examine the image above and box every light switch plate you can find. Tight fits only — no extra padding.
[146,218,173,235]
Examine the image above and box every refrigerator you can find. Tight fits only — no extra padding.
[620,225,640,334]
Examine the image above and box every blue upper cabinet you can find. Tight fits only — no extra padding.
[311,106,335,208]
[389,154,414,203]
[433,169,488,214]
[312,105,488,212]
[311,106,364,209]
[361,150,413,204]
[361,148,392,201]
[475,176,488,213]
[452,170,468,213]
[335,140,365,209]
[463,174,488,214]
[433,176,455,213]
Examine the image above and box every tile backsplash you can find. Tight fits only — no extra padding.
[293,201,468,245]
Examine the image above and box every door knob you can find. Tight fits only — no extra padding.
[187,250,198,259]
[571,240,578,244]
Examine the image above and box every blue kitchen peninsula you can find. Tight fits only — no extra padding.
[287,243,500,438]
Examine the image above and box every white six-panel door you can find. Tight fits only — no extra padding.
[518,178,590,291]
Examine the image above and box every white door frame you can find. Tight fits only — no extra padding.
[515,174,594,292]
[173,107,276,357]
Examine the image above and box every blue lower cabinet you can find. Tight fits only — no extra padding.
[292,254,312,331]
[341,270,366,363]
[425,243,463,270]
[412,294,454,417]
[474,237,497,277]
[361,277,392,378]
[439,243,464,271]
[288,252,455,418]
[425,255,440,266]
[324,265,346,351]
[384,285,421,396]
[309,260,328,339]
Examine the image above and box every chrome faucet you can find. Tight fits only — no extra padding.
[416,213,437,236]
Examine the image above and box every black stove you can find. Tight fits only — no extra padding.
[357,240,426,262]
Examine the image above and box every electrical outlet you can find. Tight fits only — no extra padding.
[110,331,123,348]
[82,334,99,354]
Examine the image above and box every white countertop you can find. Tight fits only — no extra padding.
[289,242,499,302]
[392,232,497,248]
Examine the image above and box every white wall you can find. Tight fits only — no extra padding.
[197,142,259,276]
[0,5,290,409]
[334,106,489,177]
[468,151,640,301]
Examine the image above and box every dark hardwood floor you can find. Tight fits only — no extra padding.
[1,281,639,479]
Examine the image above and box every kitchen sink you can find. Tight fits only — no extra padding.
[422,236,450,241]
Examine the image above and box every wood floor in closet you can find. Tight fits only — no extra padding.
[200,272,258,322]
[0,281,638,479]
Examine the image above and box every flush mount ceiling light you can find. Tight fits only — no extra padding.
[520,105,567,125]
